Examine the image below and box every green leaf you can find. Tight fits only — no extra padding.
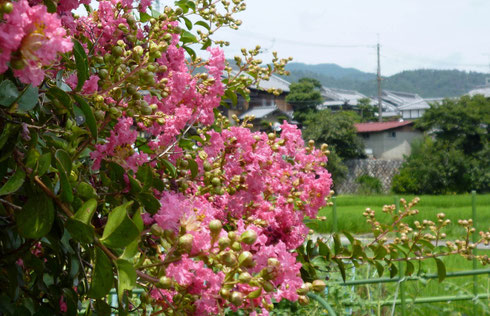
[201,38,212,50]
[16,193,54,239]
[0,123,17,150]
[318,240,330,259]
[334,259,346,282]
[55,149,73,202]
[418,239,435,250]
[405,261,414,276]
[188,159,198,179]
[140,12,151,22]
[178,138,194,150]
[186,0,195,11]
[343,231,355,245]
[65,218,95,243]
[25,148,40,169]
[175,0,189,13]
[18,85,39,111]
[73,198,97,224]
[108,162,125,187]
[224,90,238,106]
[374,245,387,260]
[0,80,19,107]
[100,201,140,249]
[121,209,143,259]
[333,233,341,254]
[434,258,446,282]
[0,167,25,196]
[88,248,113,299]
[116,259,136,300]
[161,159,177,178]
[128,175,142,194]
[389,263,398,278]
[73,95,98,140]
[136,192,161,214]
[195,20,210,30]
[73,40,89,91]
[47,86,72,107]
[182,16,193,30]
[94,300,112,316]
[375,261,384,277]
[183,46,196,61]
[37,153,51,177]
[136,164,153,190]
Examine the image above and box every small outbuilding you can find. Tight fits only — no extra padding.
[355,120,422,160]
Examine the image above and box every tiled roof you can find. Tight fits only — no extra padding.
[397,99,430,110]
[238,106,291,120]
[468,86,490,97]
[228,71,291,92]
[322,87,367,105]
[355,120,414,133]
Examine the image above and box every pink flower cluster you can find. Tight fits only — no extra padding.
[149,122,331,314]
[0,0,72,86]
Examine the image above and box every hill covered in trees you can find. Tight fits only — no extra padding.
[283,62,488,98]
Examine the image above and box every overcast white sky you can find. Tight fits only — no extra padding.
[212,0,490,76]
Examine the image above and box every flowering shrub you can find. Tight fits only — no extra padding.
[0,0,488,315]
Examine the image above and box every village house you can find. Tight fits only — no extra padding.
[355,120,423,160]
[381,90,430,119]
[317,87,369,111]
[220,73,292,121]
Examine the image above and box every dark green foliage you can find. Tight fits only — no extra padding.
[285,78,323,123]
[302,110,365,188]
[393,95,489,194]
[356,175,382,194]
[357,97,378,122]
[302,110,365,160]
[284,63,488,98]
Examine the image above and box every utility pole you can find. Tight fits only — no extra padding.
[377,40,383,122]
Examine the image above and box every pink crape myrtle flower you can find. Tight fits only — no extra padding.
[0,0,72,85]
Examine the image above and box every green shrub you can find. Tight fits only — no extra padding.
[356,174,382,194]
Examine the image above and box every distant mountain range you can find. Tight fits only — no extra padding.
[282,62,489,98]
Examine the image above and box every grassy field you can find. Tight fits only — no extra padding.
[297,194,490,315]
[308,194,490,239]
[324,251,490,315]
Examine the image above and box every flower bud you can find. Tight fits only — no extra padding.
[238,251,254,268]
[157,276,173,289]
[312,280,326,292]
[267,258,280,268]
[231,241,242,251]
[262,280,275,292]
[230,292,243,306]
[209,219,222,234]
[296,283,309,295]
[240,230,257,245]
[2,2,13,14]
[178,234,194,253]
[238,272,252,284]
[112,46,124,57]
[298,295,309,305]
[247,288,262,299]
[219,288,230,298]
[218,237,231,250]
[228,231,237,241]
[150,224,164,237]
[221,251,237,267]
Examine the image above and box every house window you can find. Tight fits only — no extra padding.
[388,132,396,138]
[362,133,370,139]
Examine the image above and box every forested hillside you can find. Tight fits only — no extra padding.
[283,63,488,98]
